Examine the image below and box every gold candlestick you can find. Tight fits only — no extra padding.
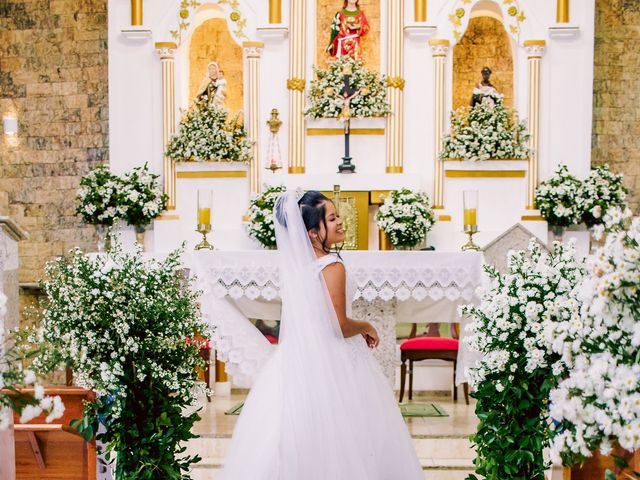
[195,223,214,250]
[462,190,480,251]
[195,189,214,250]
[462,224,480,251]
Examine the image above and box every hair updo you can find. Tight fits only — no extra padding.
[298,190,340,255]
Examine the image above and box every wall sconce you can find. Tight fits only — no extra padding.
[3,116,17,135]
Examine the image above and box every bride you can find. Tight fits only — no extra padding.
[221,190,423,480]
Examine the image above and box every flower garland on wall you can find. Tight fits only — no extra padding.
[440,97,530,162]
[31,241,210,477]
[463,240,584,480]
[245,184,286,249]
[166,99,253,163]
[305,56,390,119]
[375,189,435,249]
[548,212,640,478]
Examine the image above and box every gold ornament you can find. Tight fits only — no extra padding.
[230,11,240,22]
[456,8,465,18]
[386,77,406,90]
[287,78,306,91]
[508,6,518,16]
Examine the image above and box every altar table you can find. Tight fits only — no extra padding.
[189,251,485,387]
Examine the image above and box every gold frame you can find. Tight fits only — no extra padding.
[321,190,370,250]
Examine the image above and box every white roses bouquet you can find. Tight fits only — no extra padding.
[246,185,286,248]
[375,189,434,249]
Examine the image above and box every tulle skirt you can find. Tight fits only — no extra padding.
[220,335,423,480]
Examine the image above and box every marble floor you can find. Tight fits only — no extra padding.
[187,390,478,480]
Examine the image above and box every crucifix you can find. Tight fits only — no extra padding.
[337,64,360,173]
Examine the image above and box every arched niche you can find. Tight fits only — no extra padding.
[180,4,244,116]
[452,1,514,111]
[314,0,381,70]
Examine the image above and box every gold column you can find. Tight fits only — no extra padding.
[243,42,265,194]
[385,0,405,174]
[287,0,306,174]
[155,42,178,210]
[131,0,142,26]
[414,0,427,22]
[524,40,546,209]
[269,0,282,24]
[429,39,450,209]
[556,0,569,23]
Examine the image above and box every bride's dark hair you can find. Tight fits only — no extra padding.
[298,191,341,255]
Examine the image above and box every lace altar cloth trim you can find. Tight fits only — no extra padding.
[190,251,484,302]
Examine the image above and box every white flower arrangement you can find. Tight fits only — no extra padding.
[577,164,628,228]
[76,165,125,226]
[535,164,583,228]
[0,293,64,430]
[548,211,640,472]
[440,97,530,162]
[166,98,253,163]
[305,56,391,119]
[462,239,584,479]
[31,239,210,476]
[246,184,286,249]
[375,189,434,249]
[119,163,167,228]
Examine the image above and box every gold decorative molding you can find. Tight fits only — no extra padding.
[156,45,177,209]
[307,128,384,136]
[386,77,406,90]
[525,43,544,209]
[431,39,448,209]
[177,170,248,178]
[288,166,305,174]
[521,215,545,221]
[370,190,391,205]
[157,213,180,220]
[444,158,528,162]
[385,166,403,174]
[445,170,526,178]
[438,214,451,222]
[269,0,282,24]
[286,78,306,91]
[428,39,450,45]
[556,0,569,23]
[414,0,427,22]
[449,2,526,41]
[169,0,249,45]
[243,41,264,192]
[131,0,143,26]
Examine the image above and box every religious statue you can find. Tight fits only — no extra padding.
[326,0,370,59]
[470,66,502,108]
[196,61,227,109]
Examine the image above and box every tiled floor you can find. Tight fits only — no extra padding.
[187,390,479,480]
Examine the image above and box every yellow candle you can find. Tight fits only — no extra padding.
[464,208,477,226]
[198,207,211,225]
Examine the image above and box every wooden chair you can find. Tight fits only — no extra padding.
[399,324,469,405]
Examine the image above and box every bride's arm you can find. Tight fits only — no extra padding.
[322,262,378,344]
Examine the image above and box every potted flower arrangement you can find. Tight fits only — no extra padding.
[440,97,530,162]
[577,164,628,228]
[548,211,640,479]
[535,164,583,238]
[305,56,390,119]
[75,165,124,251]
[119,163,167,247]
[246,185,286,249]
[166,99,253,163]
[463,239,584,480]
[375,189,434,250]
[31,240,210,478]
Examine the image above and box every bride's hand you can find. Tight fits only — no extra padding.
[362,323,379,349]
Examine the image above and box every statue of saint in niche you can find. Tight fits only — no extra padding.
[470,66,503,108]
[326,0,370,59]
[196,61,228,109]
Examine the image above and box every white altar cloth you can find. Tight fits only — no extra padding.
[189,251,485,387]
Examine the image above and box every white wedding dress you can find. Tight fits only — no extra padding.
[220,192,423,480]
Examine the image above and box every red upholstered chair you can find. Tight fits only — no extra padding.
[265,334,279,345]
[399,327,469,405]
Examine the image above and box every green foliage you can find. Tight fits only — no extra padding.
[245,184,286,248]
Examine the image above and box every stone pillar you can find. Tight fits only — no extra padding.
[0,217,28,480]
[386,0,405,174]
[556,0,569,23]
[524,40,546,209]
[414,0,427,22]
[269,0,282,24]
[429,39,450,209]
[155,42,178,210]
[243,41,265,194]
[287,0,306,174]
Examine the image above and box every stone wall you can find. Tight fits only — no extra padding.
[452,16,514,111]
[593,0,640,211]
[0,0,108,288]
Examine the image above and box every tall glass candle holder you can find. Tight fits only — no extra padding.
[195,190,214,250]
[462,190,480,251]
